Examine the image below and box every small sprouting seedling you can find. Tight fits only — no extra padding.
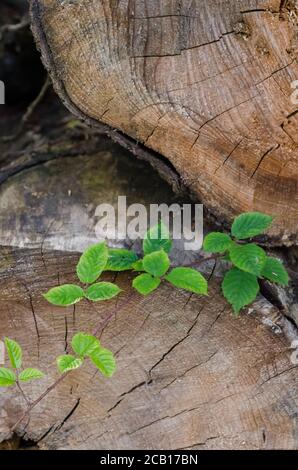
[43,242,124,307]
[57,332,116,378]
[0,338,44,388]
[203,212,289,315]
[132,222,208,296]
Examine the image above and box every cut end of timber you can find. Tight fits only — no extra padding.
[30,0,298,245]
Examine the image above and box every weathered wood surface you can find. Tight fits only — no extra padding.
[0,127,184,253]
[30,0,298,244]
[0,247,297,450]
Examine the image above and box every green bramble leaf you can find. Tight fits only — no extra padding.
[231,212,273,240]
[261,257,289,286]
[76,242,108,284]
[133,273,160,296]
[203,232,232,253]
[143,222,172,255]
[105,249,137,272]
[71,333,100,358]
[57,355,83,373]
[43,284,84,307]
[143,250,170,277]
[222,267,259,314]
[90,348,116,378]
[132,259,144,271]
[0,368,16,387]
[165,267,208,295]
[4,338,22,369]
[229,243,266,276]
[85,282,121,301]
[19,368,44,382]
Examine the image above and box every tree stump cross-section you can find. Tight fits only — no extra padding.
[0,247,297,450]
[30,0,298,244]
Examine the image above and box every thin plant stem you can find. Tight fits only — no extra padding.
[11,374,66,433]
[92,290,135,336]
[16,381,31,406]
[11,291,136,433]
[183,253,223,268]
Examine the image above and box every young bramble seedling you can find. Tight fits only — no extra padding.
[6,213,288,327]
[0,338,44,389]
[203,212,289,314]
[44,242,123,307]
[132,222,208,297]
[57,332,116,378]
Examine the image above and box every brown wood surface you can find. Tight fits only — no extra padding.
[29,0,298,244]
[0,247,297,450]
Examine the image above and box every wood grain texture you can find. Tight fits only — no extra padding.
[29,0,298,244]
[0,247,297,450]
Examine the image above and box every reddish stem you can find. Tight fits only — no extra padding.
[11,291,136,433]
[16,380,30,406]
[183,253,222,268]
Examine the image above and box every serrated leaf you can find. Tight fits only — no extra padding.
[231,212,273,240]
[222,267,259,314]
[132,259,144,271]
[90,348,116,377]
[85,282,121,301]
[19,368,44,382]
[4,338,22,369]
[76,242,108,284]
[105,249,137,271]
[71,333,100,358]
[143,250,170,277]
[165,267,208,295]
[0,368,16,387]
[133,273,160,295]
[57,355,83,373]
[229,243,266,276]
[43,284,84,306]
[261,257,289,286]
[203,232,232,253]
[143,222,172,255]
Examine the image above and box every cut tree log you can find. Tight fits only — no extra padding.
[29,0,298,245]
[0,247,298,450]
